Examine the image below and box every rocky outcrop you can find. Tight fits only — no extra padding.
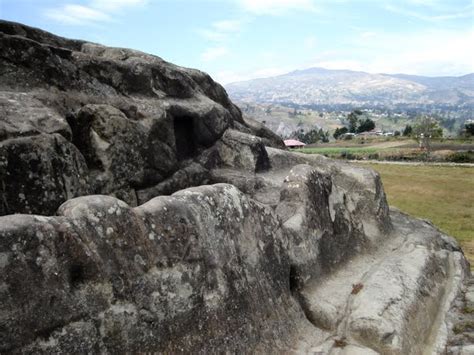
[0,20,280,214]
[0,133,90,215]
[0,21,472,354]
[0,186,297,353]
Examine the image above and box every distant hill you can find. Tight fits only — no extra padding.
[225,68,474,110]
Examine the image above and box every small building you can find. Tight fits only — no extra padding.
[357,129,384,138]
[339,132,356,140]
[284,139,306,149]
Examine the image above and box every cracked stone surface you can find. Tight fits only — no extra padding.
[0,20,472,354]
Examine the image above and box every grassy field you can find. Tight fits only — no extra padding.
[361,163,474,268]
[296,139,474,162]
[296,147,380,155]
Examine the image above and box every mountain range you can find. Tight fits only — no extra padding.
[225,68,474,110]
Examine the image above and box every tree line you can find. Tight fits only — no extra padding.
[333,110,376,139]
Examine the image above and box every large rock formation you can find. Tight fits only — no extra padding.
[0,21,472,354]
[0,19,273,214]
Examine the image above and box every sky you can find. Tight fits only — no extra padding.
[1,0,473,85]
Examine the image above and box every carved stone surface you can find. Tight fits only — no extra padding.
[0,20,472,354]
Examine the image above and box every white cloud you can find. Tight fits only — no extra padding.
[216,26,474,84]
[311,60,366,72]
[312,28,474,76]
[198,29,227,42]
[44,4,111,25]
[404,0,440,5]
[201,46,230,62]
[213,20,243,32]
[214,66,291,84]
[198,19,244,42]
[360,31,377,39]
[44,0,147,25]
[237,0,318,15]
[385,3,473,22]
[91,0,147,11]
[303,35,317,49]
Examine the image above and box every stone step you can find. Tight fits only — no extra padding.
[297,211,469,354]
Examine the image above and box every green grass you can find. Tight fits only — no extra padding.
[363,163,474,268]
[296,147,380,155]
[297,140,474,162]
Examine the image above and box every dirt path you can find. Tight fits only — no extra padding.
[365,141,412,149]
[353,160,474,167]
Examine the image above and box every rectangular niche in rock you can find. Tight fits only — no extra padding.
[173,116,196,160]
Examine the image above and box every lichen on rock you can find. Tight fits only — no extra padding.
[0,20,472,354]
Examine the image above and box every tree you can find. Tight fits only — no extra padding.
[333,126,348,139]
[413,116,443,153]
[402,124,412,136]
[318,128,330,143]
[438,117,456,131]
[347,110,372,133]
[336,110,376,137]
[357,118,375,133]
[292,128,331,144]
[347,111,360,133]
[465,122,474,136]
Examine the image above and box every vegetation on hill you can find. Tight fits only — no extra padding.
[297,138,474,163]
[290,127,330,144]
[412,116,443,152]
[333,110,376,138]
[226,68,474,124]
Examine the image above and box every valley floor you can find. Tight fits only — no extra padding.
[357,163,474,269]
[299,138,474,163]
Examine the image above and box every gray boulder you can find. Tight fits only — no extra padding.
[0,20,471,355]
[0,20,280,215]
[0,186,300,353]
[0,92,72,140]
[216,129,271,173]
[136,162,210,203]
[241,115,286,149]
[0,134,89,215]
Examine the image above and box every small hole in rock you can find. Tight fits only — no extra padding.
[173,116,196,160]
[289,265,300,292]
[69,264,85,287]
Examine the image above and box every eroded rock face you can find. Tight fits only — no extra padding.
[216,129,271,173]
[0,20,472,354]
[0,20,282,215]
[0,186,303,353]
[1,156,471,354]
[0,134,90,215]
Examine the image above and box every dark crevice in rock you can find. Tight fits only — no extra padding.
[65,111,102,172]
[289,264,301,293]
[173,116,197,160]
[253,143,271,172]
[68,264,86,288]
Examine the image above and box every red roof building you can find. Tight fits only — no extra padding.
[284,139,306,148]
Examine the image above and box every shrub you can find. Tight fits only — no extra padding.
[333,126,348,139]
[448,151,474,163]
[340,150,355,160]
[403,125,412,136]
[357,118,375,133]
